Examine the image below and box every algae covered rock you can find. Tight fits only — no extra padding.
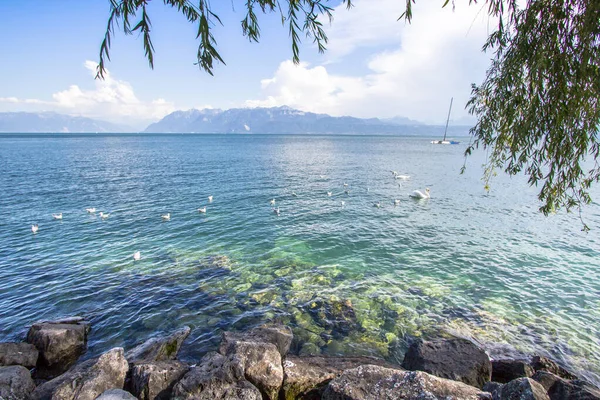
[402,338,492,388]
[322,364,490,400]
[31,347,128,400]
[0,342,39,368]
[126,326,191,364]
[492,377,549,400]
[26,317,91,378]
[305,298,362,339]
[491,359,534,383]
[130,360,189,400]
[531,370,600,400]
[0,365,36,400]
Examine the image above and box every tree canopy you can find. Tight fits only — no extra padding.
[98,0,600,229]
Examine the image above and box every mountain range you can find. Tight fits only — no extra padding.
[0,107,472,136]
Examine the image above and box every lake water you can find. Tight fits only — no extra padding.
[0,134,599,384]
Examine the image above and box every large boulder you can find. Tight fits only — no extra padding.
[492,377,549,400]
[0,342,39,368]
[532,371,600,400]
[322,364,491,400]
[95,389,137,400]
[130,361,189,400]
[0,365,36,400]
[219,323,293,358]
[491,359,534,383]
[281,355,398,400]
[530,356,576,380]
[172,352,262,400]
[402,338,492,388]
[125,326,191,364]
[26,317,91,377]
[31,347,128,400]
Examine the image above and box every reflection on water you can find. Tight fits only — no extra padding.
[0,134,599,385]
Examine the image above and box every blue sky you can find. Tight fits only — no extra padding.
[0,0,493,128]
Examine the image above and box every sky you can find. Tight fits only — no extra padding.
[0,0,495,129]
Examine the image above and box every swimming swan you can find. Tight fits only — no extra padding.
[99,212,110,219]
[52,213,63,220]
[86,208,96,213]
[327,192,332,197]
[410,188,431,199]
[31,224,39,233]
[133,251,141,261]
[161,213,171,221]
[270,199,276,205]
[208,195,213,203]
[198,207,207,213]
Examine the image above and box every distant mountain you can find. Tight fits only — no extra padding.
[0,112,132,133]
[145,106,469,136]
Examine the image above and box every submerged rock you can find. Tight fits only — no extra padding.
[0,342,39,368]
[31,347,128,400]
[492,377,549,400]
[322,364,490,400]
[0,365,36,400]
[26,317,91,378]
[172,352,262,400]
[491,359,534,383]
[532,370,600,400]
[95,389,137,400]
[305,299,362,339]
[126,326,191,364]
[530,356,577,380]
[402,338,492,388]
[130,361,189,400]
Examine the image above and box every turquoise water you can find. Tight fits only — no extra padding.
[0,134,599,384]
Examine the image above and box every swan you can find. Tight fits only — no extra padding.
[86,208,96,213]
[161,213,171,221]
[343,183,348,187]
[327,192,332,197]
[52,213,62,220]
[133,251,141,261]
[270,199,276,205]
[198,207,207,213]
[31,224,39,234]
[292,192,298,197]
[208,195,213,203]
[341,201,345,207]
[410,188,431,199]
[395,175,410,180]
[273,207,280,216]
[99,212,110,219]
[374,202,381,208]
[394,199,400,206]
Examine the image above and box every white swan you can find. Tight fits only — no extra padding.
[99,212,110,219]
[273,207,280,216]
[395,175,410,180]
[86,208,96,213]
[208,195,213,203]
[410,188,431,199]
[327,192,332,197]
[52,213,62,220]
[270,199,276,205]
[374,202,381,208]
[343,183,348,187]
[341,201,345,207]
[198,207,207,213]
[133,251,141,261]
[31,224,39,234]
[394,199,400,206]
[292,192,298,197]
[161,213,171,221]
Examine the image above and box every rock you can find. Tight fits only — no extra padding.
[483,381,504,395]
[219,337,283,400]
[305,299,362,339]
[322,364,490,400]
[530,356,577,380]
[172,352,262,400]
[0,365,36,400]
[125,326,191,364]
[532,371,600,400]
[95,389,137,400]
[491,359,534,383]
[32,347,129,400]
[402,338,492,388]
[0,342,39,368]
[219,323,293,358]
[26,317,91,377]
[130,361,189,400]
[281,355,399,400]
[492,377,549,400]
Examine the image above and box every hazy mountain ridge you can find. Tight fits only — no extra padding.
[0,112,132,133]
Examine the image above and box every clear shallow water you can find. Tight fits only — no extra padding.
[0,134,599,384]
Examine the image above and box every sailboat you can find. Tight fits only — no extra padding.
[431,97,460,145]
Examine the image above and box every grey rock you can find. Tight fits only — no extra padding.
[402,338,492,388]
[32,347,129,400]
[483,381,504,395]
[26,317,91,377]
[492,377,549,400]
[94,389,137,400]
[530,356,577,380]
[219,323,293,358]
[0,342,39,368]
[0,365,36,400]
[130,361,189,400]
[322,364,491,400]
[491,359,534,383]
[532,371,600,400]
[125,327,191,364]
[172,352,262,400]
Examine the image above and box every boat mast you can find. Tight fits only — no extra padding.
[443,97,453,141]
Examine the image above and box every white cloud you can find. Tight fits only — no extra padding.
[246,0,493,124]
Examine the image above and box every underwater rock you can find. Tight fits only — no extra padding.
[219,323,293,358]
[322,364,490,400]
[491,359,534,383]
[95,389,137,400]
[492,377,549,400]
[298,342,321,357]
[305,298,362,339]
[0,342,39,368]
[531,371,600,400]
[530,356,577,380]
[0,365,36,400]
[125,326,191,364]
[26,317,91,378]
[32,347,128,400]
[172,352,262,400]
[130,360,189,400]
[402,338,492,389]
[200,255,234,270]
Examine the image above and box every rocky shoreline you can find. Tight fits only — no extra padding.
[0,317,599,399]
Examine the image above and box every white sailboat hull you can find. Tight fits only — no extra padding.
[431,140,451,144]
